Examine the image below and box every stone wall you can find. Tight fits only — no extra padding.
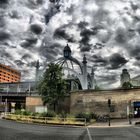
[70,89,140,118]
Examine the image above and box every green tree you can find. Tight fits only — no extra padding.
[94,85,101,91]
[122,81,133,89]
[38,63,67,112]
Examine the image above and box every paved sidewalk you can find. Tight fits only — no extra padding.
[88,118,140,128]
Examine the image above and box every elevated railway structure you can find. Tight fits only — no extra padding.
[0,82,38,112]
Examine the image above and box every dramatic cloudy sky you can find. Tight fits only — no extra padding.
[1,0,140,89]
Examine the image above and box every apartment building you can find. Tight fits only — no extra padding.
[0,63,21,83]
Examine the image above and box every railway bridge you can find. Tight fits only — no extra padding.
[0,82,39,112]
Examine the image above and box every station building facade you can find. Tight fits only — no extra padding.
[25,88,140,118]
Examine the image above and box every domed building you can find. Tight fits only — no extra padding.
[35,44,96,91]
[54,44,95,90]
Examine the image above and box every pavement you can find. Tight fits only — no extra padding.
[1,119,140,140]
[88,118,140,128]
[0,119,86,140]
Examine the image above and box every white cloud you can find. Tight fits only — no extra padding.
[1,0,140,88]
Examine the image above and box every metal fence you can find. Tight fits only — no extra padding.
[4,114,87,126]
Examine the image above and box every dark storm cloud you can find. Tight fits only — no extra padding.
[22,69,30,74]
[49,43,63,55]
[0,30,10,41]
[36,0,44,4]
[109,53,128,69]
[115,34,126,43]
[45,1,61,24]
[0,49,12,60]
[129,46,140,60]
[93,8,109,23]
[49,42,62,49]
[97,74,117,82]
[29,61,37,67]
[30,24,42,34]
[94,43,105,50]
[4,52,12,59]
[115,29,127,44]
[53,28,75,43]
[78,21,104,52]
[78,21,89,29]
[21,54,32,60]
[133,14,140,21]
[79,28,97,52]
[39,43,62,61]
[80,46,91,52]
[20,37,37,48]
[14,60,25,66]
[66,4,75,15]
[49,0,60,3]
[91,55,108,66]
[0,16,6,27]
[130,2,139,11]
[0,0,8,8]
[0,0,8,4]
[9,10,20,19]
[135,24,140,35]
[40,47,57,60]
[80,28,97,41]
[91,53,128,69]
[26,0,44,9]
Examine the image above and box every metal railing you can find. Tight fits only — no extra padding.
[3,113,87,126]
[0,82,37,94]
[0,81,38,96]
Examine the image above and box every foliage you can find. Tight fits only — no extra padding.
[75,112,92,122]
[14,110,31,116]
[40,111,56,117]
[21,111,31,116]
[30,112,40,116]
[94,85,101,91]
[90,112,98,119]
[59,111,67,118]
[38,63,67,112]
[0,88,4,92]
[122,82,133,89]
[14,110,22,115]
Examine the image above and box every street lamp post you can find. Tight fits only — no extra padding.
[108,99,111,126]
[5,98,7,115]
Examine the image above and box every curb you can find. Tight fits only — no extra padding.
[87,125,133,128]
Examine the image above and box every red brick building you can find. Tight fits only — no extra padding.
[0,63,21,83]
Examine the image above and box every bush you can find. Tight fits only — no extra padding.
[14,110,31,116]
[90,112,98,119]
[59,111,67,118]
[14,110,22,115]
[21,111,31,116]
[40,111,56,118]
[30,112,40,117]
[75,112,92,122]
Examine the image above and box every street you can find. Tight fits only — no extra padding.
[0,119,140,140]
